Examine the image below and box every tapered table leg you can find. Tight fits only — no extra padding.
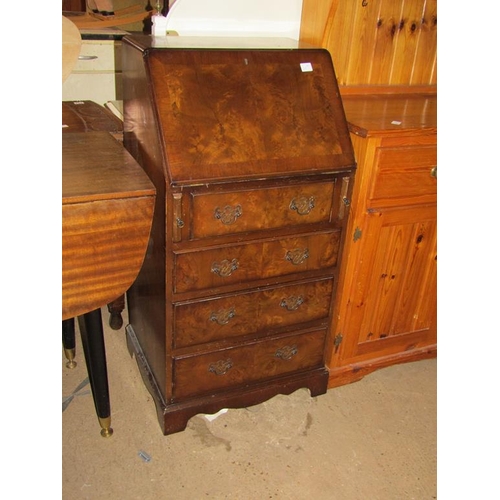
[62,318,77,369]
[78,308,113,437]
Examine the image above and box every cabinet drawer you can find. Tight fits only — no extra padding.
[368,145,437,207]
[173,329,326,399]
[173,278,333,348]
[72,40,122,73]
[62,72,121,104]
[174,230,340,293]
[190,182,335,238]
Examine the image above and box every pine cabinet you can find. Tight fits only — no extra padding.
[121,35,356,434]
[327,92,437,387]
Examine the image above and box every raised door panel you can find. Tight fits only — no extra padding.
[339,204,436,363]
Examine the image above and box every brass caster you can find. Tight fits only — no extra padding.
[64,348,77,369]
[99,416,113,437]
[100,427,114,438]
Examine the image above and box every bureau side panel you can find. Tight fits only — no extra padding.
[123,41,168,397]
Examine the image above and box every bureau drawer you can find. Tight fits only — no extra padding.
[174,230,340,293]
[173,329,326,399]
[190,182,335,238]
[173,278,333,348]
[368,145,437,207]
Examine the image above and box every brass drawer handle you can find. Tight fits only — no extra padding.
[285,248,309,265]
[275,345,298,360]
[430,166,437,178]
[289,196,315,215]
[280,295,304,311]
[211,258,239,277]
[214,205,242,225]
[209,307,236,325]
[208,358,233,376]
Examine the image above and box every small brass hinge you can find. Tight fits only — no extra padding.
[334,333,343,353]
[353,227,362,242]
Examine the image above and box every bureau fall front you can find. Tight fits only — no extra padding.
[121,35,356,435]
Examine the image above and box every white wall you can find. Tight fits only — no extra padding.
[164,0,303,40]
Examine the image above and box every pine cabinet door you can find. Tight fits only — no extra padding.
[338,204,437,363]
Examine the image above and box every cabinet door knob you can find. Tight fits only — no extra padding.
[78,55,98,60]
[430,166,437,178]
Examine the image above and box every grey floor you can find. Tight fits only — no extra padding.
[62,307,437,499]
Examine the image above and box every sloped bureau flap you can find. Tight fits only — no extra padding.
[128,36,355,185]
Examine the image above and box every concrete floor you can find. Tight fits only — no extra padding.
[62,307,437,499]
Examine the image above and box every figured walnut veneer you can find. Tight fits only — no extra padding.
[122,36,356,435]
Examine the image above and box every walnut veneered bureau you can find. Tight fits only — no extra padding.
[121,35,356,435]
